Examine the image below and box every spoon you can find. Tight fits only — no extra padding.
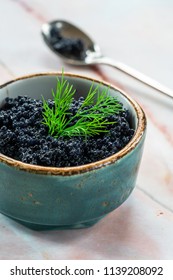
[41,20,173,99]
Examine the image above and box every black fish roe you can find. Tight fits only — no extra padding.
[50,26,86,60]
[0,96,134,167]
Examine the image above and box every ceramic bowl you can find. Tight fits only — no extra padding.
[0,72,146,230]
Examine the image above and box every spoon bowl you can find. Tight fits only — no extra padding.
[41,20,173,99]
[42,20,102,65]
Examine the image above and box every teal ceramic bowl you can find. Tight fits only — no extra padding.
[0,73,146,230]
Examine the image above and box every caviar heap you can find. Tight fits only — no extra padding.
[0,83,134,167]
[50,26,86,60]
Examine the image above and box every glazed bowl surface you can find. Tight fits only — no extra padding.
[0,72,146,230]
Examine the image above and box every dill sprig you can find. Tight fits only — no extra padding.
[42,73,75,136]
[42,72,123,138]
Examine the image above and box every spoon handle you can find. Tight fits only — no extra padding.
[95,56,173,99]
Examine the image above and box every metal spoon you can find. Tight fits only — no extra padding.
[41,20,173,99]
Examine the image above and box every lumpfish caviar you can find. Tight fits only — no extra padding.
[0,96,134,167]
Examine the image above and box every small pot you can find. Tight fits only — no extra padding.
[0,72,146,230]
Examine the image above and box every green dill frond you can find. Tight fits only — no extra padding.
[42,71,123,138]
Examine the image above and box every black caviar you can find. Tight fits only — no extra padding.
[0,96,134,167]
[50,26,86,60]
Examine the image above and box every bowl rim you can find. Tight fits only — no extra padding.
[0,72,147,175]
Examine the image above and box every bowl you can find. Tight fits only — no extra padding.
[0,72,146,230]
